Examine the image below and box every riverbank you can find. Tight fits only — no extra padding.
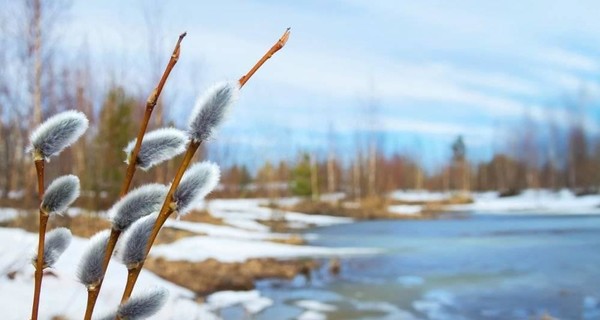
[0,198,374,319]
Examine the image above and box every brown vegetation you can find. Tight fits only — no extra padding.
[145,257,317,296]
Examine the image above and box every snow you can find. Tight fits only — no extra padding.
[390,190,452,202]
[223,218,270,232]
[295,300,337,312]
[388,205,422,216]
[0,227,217,320]
[164,219,289,240]
[0,208,19,222]
[449,189,600,214]
[295,300,337,320]
[297,310,327,320]
[206,290,273,314]
[151,236,378,263]
[207,199,352,228]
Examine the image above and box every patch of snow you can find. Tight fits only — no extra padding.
[0,227,217,319]
[0,208,19,222]
[390,190,452,202]
[450,189,600,214]
[207,199,352,227]
[224,218,270,232]
[295,300,337,312]
[206,290,272,314]
[8,190,25,199]
[164,219,288,240]
[151,236,378,263]
[297,310,327,320]
[388,205,422,215]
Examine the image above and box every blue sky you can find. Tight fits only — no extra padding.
[62,0,600,167]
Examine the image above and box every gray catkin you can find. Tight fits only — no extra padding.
[109,184,167,231]
[34,227,72,268]
[188,82,239,142]
[119,213,157,268]
[28,110,89,161]
[173,162,220,216]
[124,128,188,171]
[118,287,169,319]
[41,175,80,214]
[77,230,110,287]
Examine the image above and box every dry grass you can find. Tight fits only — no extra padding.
[144,257,317,296]
[286,196,407,220]
[0,211,201,243]
[179,209,224,225]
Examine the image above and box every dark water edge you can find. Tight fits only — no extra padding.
[223,214,600,320]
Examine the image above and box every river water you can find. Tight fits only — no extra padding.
[230,214,600,319]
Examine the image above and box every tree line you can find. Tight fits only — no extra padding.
[1,0,599,209]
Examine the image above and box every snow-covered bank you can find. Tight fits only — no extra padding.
[0,198,371,319]
[208,198,353,229]
[151,236,377,263]
[449,189,600,214]
[0,227,212,320]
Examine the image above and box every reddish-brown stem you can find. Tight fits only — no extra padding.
[119,32,186,196]
[84,32,186,320]
[118,28,291,308]
[84,288,100,320]
[31,160,46,320]
[238,28,290,88]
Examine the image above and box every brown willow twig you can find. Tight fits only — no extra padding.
[83,32,187,320]
[239,27,290,88]
[30,159,46,320]
[117,28,292,308]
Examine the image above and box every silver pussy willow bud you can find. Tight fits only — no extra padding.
[77,230,110,288]
[118,287,168,320]
[41,175,80,214]
[188,81,239,142]
[124,128,188,171]
[109,184,167,231]
[172,161,220,216]
[119,213,157,269]
[33,227,72,269]
[28,110,89,161]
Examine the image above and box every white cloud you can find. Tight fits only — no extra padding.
[542,48,600,73]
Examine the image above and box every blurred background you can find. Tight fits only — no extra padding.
[1,0,600,205]
[1,1,600,320]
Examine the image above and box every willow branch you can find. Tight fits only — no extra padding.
[117,28,291,307]
[83,32,186,320]
[30,160,46,320]
[119,141,200,305]
[120,31,186,196]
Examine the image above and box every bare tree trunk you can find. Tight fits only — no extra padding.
[31,0,42,126]
[327,151,336,193]
[310,153,319,201]
[367,142,376,197]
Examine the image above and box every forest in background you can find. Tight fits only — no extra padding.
[1,0,600,210]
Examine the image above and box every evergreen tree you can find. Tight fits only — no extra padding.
[94,86,137,202]
[290,153,312,196]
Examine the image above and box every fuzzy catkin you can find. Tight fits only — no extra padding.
[172,162,220,216]
[124,128,188,171]
[188,82,239,142]
[109,184,167,231]
[41,175,80,214]
[77,230,110,288]
[119,213,157,268]
[34,227,72,268]
[118,287,168,319]
[28,110,89,161]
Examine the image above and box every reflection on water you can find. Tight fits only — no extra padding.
[233,214,600,319]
